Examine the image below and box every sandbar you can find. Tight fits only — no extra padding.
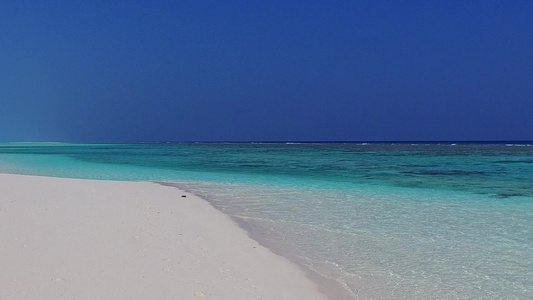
[0,174,327,299]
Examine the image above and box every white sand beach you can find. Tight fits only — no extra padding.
[0,174,327,299]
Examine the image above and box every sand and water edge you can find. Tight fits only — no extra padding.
[0,173,335,299]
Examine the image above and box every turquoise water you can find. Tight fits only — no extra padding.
[1,143,532,299]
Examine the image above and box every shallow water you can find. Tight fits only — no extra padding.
[1,142,532,299]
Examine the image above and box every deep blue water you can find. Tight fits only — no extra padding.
[1,143,532,299]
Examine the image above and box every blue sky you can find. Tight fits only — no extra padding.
[1,0,532,142]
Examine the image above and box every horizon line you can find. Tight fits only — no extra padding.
[2,140,533,145]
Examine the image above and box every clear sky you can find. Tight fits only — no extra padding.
[1,0,532,142]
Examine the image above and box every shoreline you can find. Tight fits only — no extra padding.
[0,173,328,299]
[158,181,357,300]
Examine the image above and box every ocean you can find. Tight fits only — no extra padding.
[0,142,532,299]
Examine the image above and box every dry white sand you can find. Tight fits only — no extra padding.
[0,174,327,300]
